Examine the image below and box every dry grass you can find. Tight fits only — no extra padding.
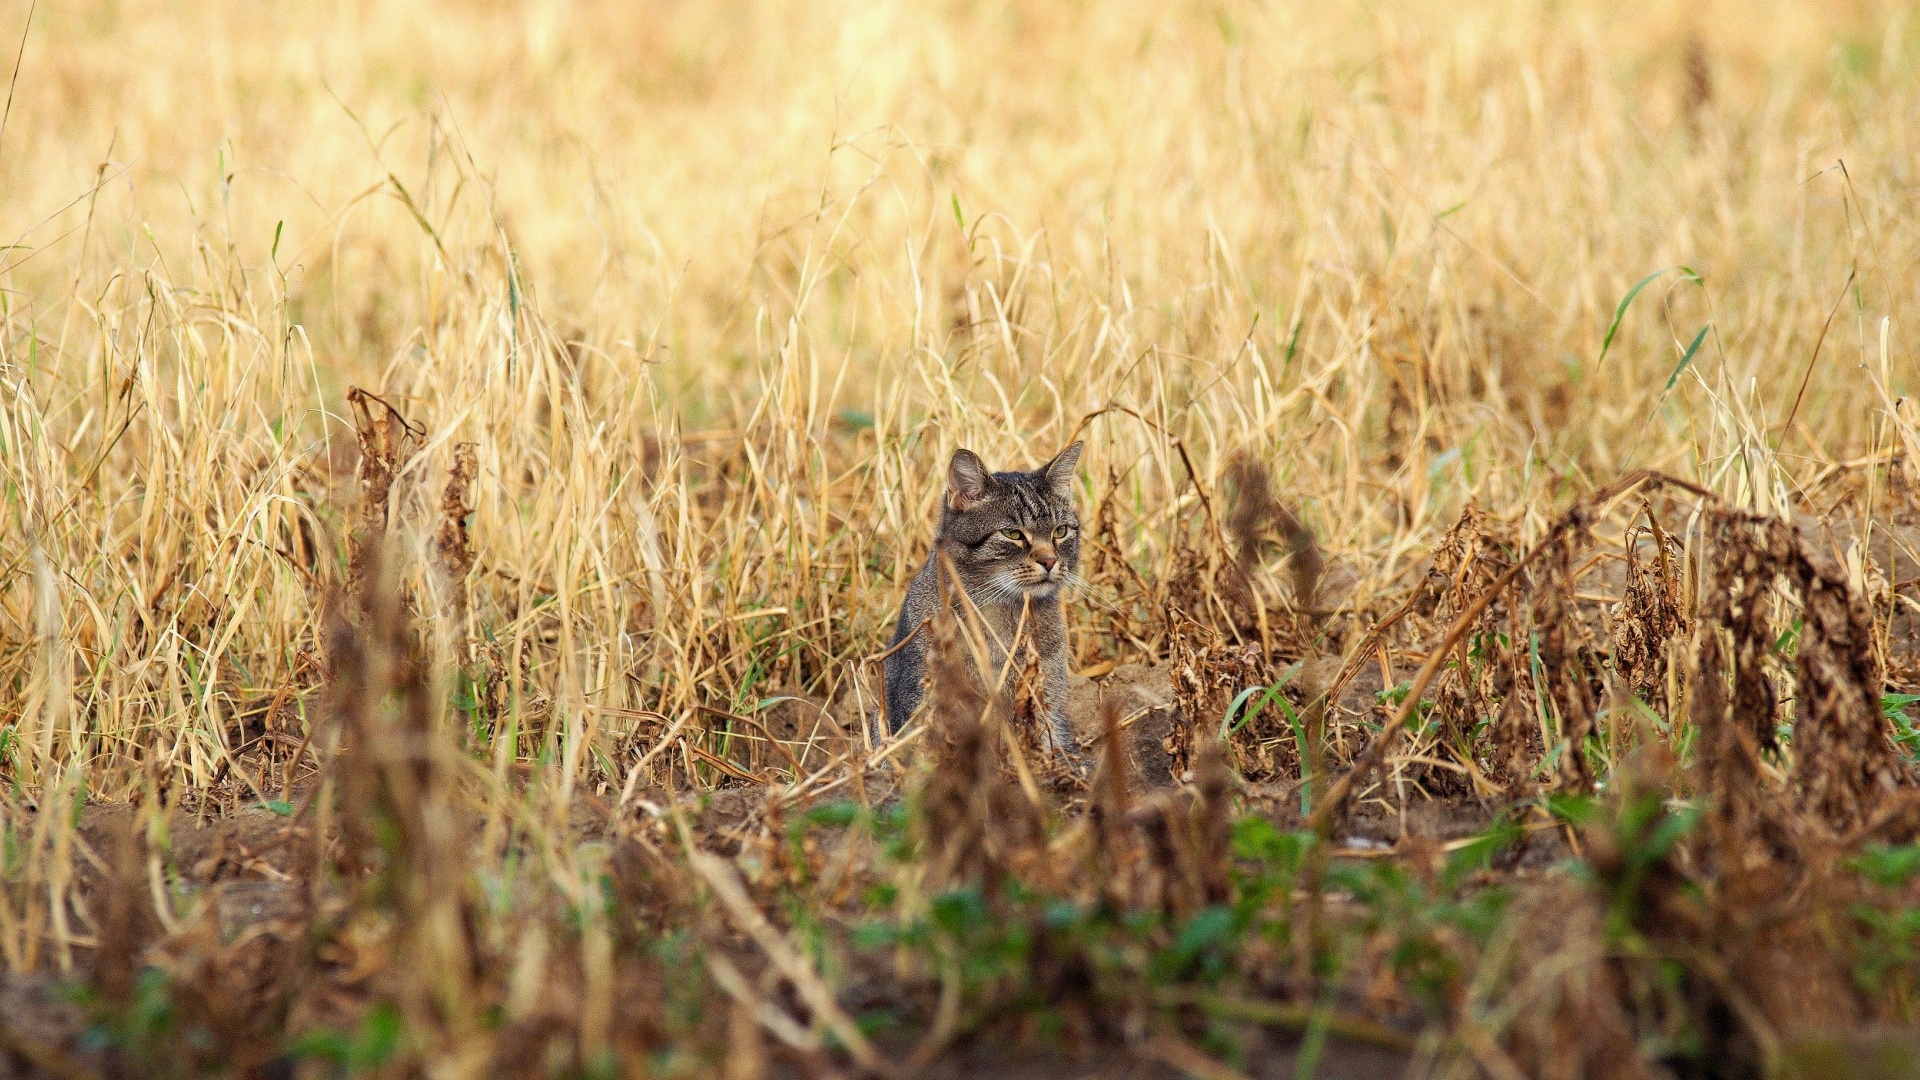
[4,0,1920,1076]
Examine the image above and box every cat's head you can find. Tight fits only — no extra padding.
[936,442,1084,603]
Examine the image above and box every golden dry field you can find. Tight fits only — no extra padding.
[4,0,1920,1076]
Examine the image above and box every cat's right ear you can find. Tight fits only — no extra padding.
[947,449,993,511]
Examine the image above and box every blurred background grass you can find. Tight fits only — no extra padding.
[2,0,1916,793]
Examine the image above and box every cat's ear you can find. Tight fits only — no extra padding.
[947,449,994,511]
[1040,441,1084,499]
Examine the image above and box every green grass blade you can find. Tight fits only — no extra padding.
[1222,685,1267,738]
[1597,267,1678,369]
[1663,323,1710,391]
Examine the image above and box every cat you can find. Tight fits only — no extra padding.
[882,442,1084,756]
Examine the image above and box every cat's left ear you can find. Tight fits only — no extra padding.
[1040,441,1084,500]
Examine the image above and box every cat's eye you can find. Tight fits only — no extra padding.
[1053,524,1072,539]
[1000,528,1025,542]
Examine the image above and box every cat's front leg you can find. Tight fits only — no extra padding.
[1043,657,1083,759]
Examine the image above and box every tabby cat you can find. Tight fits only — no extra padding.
[882,442,1084,754]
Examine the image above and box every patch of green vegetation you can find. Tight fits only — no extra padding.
[289,1003,405,1078]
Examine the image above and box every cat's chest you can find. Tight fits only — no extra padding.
[967,596,1062,658]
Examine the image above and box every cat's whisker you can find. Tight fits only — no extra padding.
[1058,572,1126,613]
[977,576,1023,607]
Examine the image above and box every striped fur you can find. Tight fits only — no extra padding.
[882,442,1084,755]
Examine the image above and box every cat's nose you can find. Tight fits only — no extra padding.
[1034,551,1058,573]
